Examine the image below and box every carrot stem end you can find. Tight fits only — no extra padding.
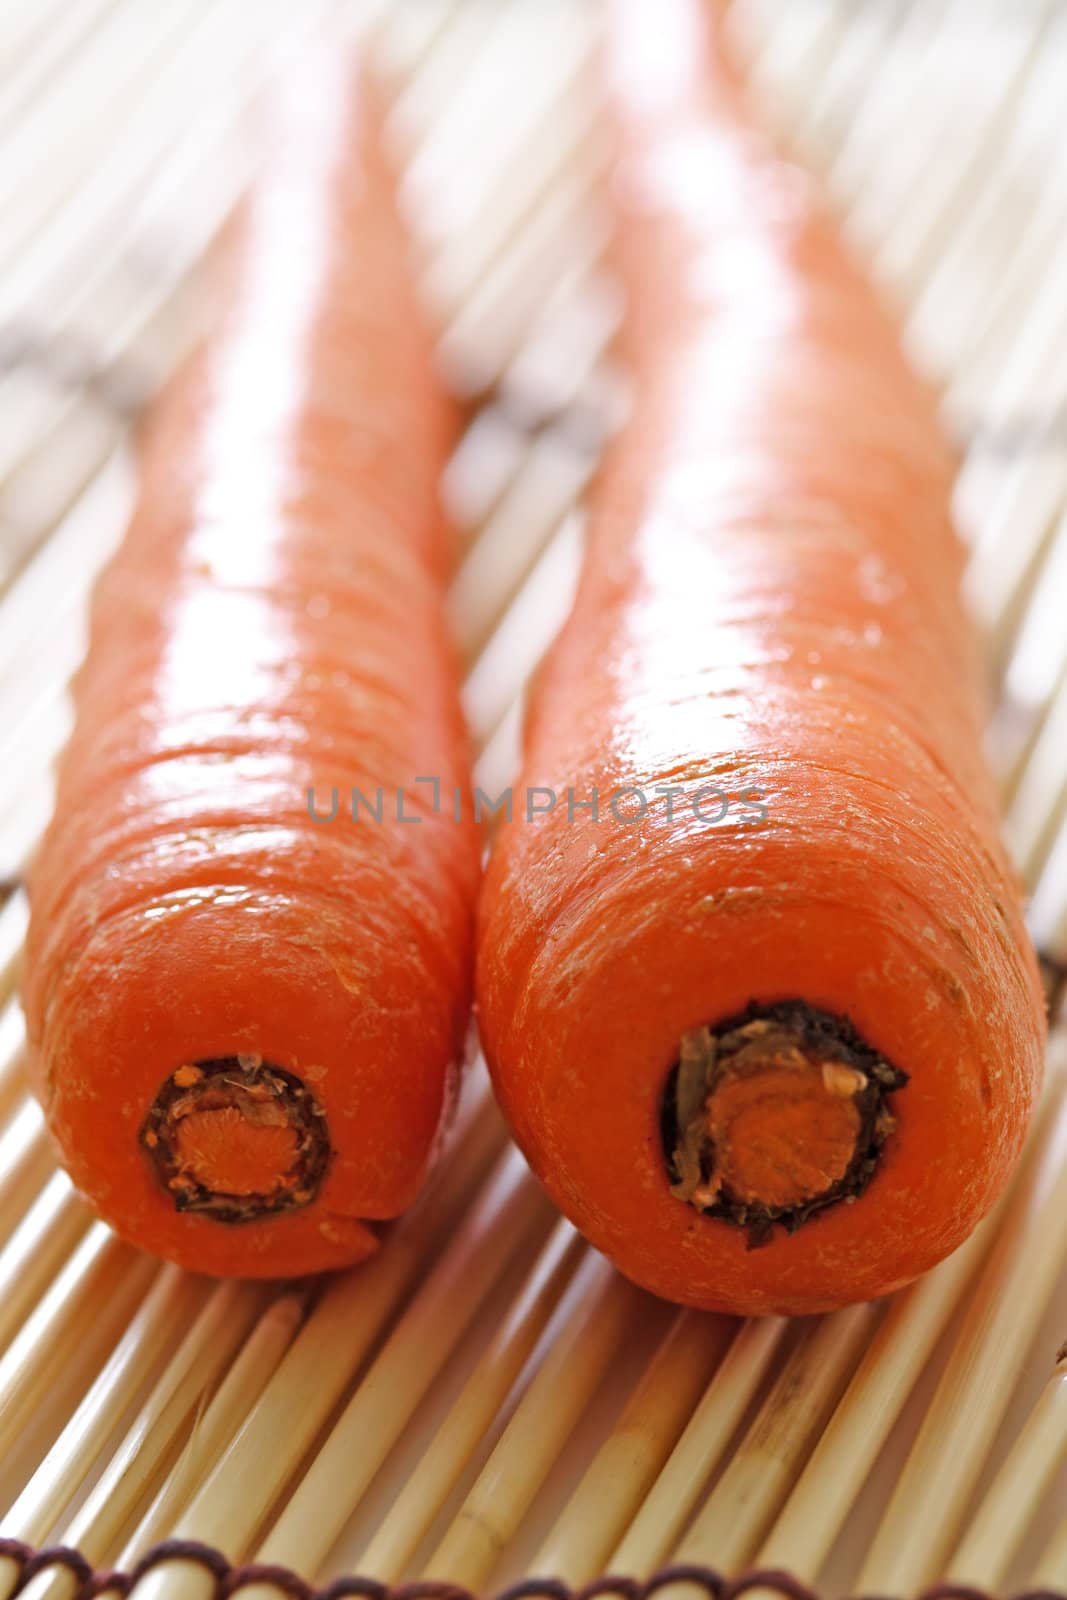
[140,1055,331,1224]
[662,1001,907,1248]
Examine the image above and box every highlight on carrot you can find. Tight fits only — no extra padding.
[21,46,480,1278]
[474,0,1046,1316]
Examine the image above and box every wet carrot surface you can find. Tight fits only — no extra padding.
[23,49,480,1277]
[475,0,1046,1315]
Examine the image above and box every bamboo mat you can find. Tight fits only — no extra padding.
[1,1,1067,1596]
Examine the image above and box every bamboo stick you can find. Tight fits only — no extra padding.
[857,1070,1067,1593]
[15,1577,80,1600]
[532,1310,737,1584]
[127,1090,505,1600]
[422,1261,648,1590]
[1030,819,1067,968]
[951,266,1067,551]
[0,122,253,597]
[894,19,1055,321]
[672,1305,878,1576]
[395,1,556,248]
[53,1283,269,1572]
[0,454,130,685]
[0,773,56,885]
[498,268,619,433]
[0,1004,28,1130]
[437,168,608,403]
[421,88,603,340]
[370,0,457,88]
[0,0,76,82]
[0,0,206,287]
[0,1175,93,1356]
[2,1267,211,1547]
[1006,666,1067,884]
[449,425,595,663]
[948,1344,1067,1587]
[0,0,250,339]
[902,15,1063,388]
[1001,516,1067,755]
[825,0,954,217]
[3,0,309,323]
[462,511,583,749]
[251,1150,555,1580]
[443,407,529,544]
[730,0,841,136]
[0,684,74,819]
[608,1317,789,1578]
[969,456,1067,677]
[0,890,27,1004]
[756,1196,1002,1580]
[1029,1393,1067,1588]
[846,0,1034,297]
[786,0,899,172]
[472,699,523,810]
[359,1221,587,1583]
[120,1291,307,1565]
[387,0,506,150]
[0,1098,52,1239]
[0,0,120,136]
[126,1560,214,1600]
[0,1260,163,1600]
[0,1229,155,1511]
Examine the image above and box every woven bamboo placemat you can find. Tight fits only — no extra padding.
[1,2,1067,1596]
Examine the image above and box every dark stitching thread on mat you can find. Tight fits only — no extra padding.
[12,1545,93,1594]
[921,1590,1006,1600]
[2,1544,1066,1600]
[495,1583,571,1600]
[83,1568,132,1599]
[221,1564,314,1600]
[575,1579,641,1600]
[392,1585,476,1600]
[641,1564,724,1599]
[722,1573,818,1600]
[0,1541,31,1575]
[127,1539,232,1587]
[316,1582,389,1600]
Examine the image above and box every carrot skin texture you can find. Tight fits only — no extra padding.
[22,54,480,1278]
[475,0,1046,1316]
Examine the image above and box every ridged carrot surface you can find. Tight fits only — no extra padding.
[23,50,480,1278]
[476,0,1046,1315]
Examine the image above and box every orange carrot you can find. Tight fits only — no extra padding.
[475,0,1046,1316]
[22,49,480,1278]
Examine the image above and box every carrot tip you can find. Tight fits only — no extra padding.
[140,1057,332,1224]
[662,1001,907,1247]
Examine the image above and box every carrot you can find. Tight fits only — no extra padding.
[22,49,480,1279]
[475,0,1046,1316]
